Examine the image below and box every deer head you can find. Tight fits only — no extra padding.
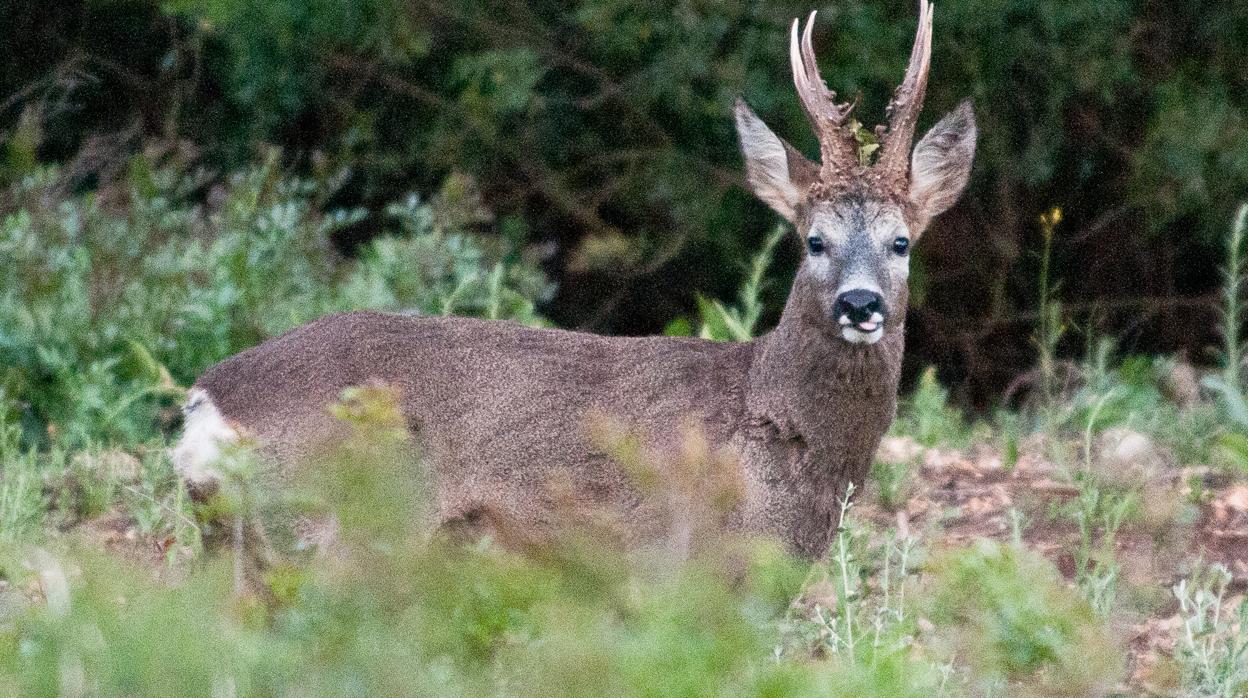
[735,2,976,345]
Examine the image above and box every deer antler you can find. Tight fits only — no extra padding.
[789,10,859,185]
[874,0,934,185]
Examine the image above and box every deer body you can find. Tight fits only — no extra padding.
[174,3,973,559]
[185,292,899,555]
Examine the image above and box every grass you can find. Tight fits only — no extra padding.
[9,354,1221,696]
[927,538,1122,694]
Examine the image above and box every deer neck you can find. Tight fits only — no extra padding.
[748,271,904,444]
[741,272,904,555]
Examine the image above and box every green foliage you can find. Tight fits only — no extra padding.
[0,380,1177,698]
[927,539,1122,694]
[4,0,1248,386]
[1054,346,1219,466]
[154,0,1248,249]
[0,157,551,448]
[811,492,926,667]
[0,388,962,697]
[1217,204,1248,390]
[1205,203,1248,424]
[1065,471,1135,618]
[692,226,786,342]
[893,367,969,448]
[1202,204,1248,472]
[869,457,913,513]
[0,449,43,543]
[1172,564,1248,697]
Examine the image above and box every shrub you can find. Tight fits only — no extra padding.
[0,156,552,448]
[926,539,1122,694]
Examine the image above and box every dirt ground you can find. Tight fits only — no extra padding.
[862,435,1248,695]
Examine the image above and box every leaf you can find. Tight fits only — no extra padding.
[127,340,186,398]
[1201,375,1248,428]
[695,296,735,342]
[663,317,693,337]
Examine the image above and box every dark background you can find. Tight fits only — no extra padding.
[3,0,1246,407]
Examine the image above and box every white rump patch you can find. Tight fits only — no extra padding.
[171,389,238,492]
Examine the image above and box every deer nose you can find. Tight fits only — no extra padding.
[833,289,886,326]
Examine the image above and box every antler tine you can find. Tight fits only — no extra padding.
[789,17,822,130]
[789,11,858,182]
[800,12,852,125]
[876,0,934,181]
[789,17,809,112]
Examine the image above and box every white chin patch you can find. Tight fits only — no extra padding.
[837,312,886,344]
[841,325,885,344]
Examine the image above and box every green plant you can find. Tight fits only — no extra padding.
[1204,204,1248,421]
[1219,204,1248,390]
[1035,206,1067,417]
[869,458,914,512]
[0,384,974,697]
[777,485,954,695]
[1172,563,1248,697]
[1051,391,1139,617]
[893,366,969,448]
[1202,204,1248,471]
[0,157,552,449]
[927,539,1122,694]
[1068,475,1134,618]
[694,226,786,342]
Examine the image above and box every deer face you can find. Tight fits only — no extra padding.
[801,197,913,344]
[734,4,976,345]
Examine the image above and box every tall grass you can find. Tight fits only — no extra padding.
[1219,204,1248,391]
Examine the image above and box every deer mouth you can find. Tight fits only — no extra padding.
[837,313,886,344]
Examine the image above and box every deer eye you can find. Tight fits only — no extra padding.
[892,236,910,256]
[807,236,825,255]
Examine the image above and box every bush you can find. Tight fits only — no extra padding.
[926,539,1122,694]
[0,156,552,448]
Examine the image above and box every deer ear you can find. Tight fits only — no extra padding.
[734,98,818,223]
[909,99,977,226]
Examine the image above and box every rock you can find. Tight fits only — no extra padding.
[875,435,924,463]
[799,580,838,613]
[1095,428,1168,486]
[1161,357,1202,409]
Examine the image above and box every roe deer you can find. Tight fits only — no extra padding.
[173,2,976,559]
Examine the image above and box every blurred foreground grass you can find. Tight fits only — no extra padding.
[0,385,1135,697]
